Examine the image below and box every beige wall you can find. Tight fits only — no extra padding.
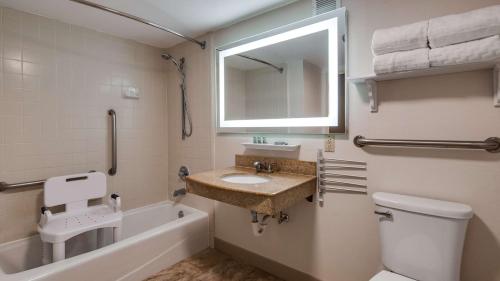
[1,1,499,280]
[209,1,500,281]
[0,7,169,243]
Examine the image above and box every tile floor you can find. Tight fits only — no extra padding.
[144,248,283,281]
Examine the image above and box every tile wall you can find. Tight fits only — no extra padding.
[0,7,169,243]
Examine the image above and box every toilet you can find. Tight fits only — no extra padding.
[370,192,473,281]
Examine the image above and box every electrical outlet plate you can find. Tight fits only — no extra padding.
[123,87,139,99]
[325,135,335,152]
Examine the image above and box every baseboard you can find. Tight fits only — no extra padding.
[214,238,320,281]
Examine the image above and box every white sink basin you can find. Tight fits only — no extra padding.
[221,174,270,184]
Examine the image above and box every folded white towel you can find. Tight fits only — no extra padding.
[429,5,500,48]
[429,35,500,67]
[372,21,429,56]
[373,48,430,74]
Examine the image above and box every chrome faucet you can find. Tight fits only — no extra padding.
[253,161,279,173]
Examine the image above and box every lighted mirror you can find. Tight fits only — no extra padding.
[217,8,346,134]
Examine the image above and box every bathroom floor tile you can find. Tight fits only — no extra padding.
[144,248,283,281]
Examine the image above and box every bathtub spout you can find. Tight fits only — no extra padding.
[173,188,187,198]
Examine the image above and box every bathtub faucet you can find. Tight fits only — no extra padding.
[173,187,187,197]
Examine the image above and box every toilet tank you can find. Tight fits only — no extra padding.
[373,192,473,281]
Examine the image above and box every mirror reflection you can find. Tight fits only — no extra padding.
[224,30,329,121]
[217,10,346,134]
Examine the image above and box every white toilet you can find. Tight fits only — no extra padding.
[370,192,473,281]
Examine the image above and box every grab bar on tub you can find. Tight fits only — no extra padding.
[0,170,97,192]
[1,109,116,191]
[0,180,46,191]
[108,109,117,175]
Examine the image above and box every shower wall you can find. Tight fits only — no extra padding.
[0,7,169,243]
[164,35,215,244]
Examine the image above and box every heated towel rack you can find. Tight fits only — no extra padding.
[354,136,500,153]
[317,150,367,205]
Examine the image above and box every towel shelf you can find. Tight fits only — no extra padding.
[348,61,499,112]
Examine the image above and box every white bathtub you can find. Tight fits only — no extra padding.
[0,201,209,281]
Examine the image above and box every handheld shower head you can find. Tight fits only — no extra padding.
[160,53,192,139]
[161,53,173,60]
[161,53,184,73]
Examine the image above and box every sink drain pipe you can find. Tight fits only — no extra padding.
[251,211,271,237]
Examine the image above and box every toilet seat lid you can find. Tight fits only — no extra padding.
[370,271,416,281]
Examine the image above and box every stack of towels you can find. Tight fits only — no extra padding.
[372,5,500,74]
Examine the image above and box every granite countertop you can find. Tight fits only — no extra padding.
[186,166,316,196]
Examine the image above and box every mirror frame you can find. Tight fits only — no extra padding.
[216,8,347,134]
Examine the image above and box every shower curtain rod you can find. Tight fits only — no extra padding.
[69,0,206,49]
[236,54,284,73]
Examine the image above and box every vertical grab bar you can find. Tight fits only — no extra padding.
[108,109,117,176]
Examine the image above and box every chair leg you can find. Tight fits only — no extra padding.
[97,228,105,248]
[113,227,121,243]
[42,242,51,265]
[52,242,65,262]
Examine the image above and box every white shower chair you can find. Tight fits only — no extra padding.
[38,172,122,264]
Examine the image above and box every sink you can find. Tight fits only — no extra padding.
[221,174,270,184]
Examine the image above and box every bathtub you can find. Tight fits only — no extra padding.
[0,201,209,281]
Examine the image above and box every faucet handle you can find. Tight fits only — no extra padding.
[253,161,263,172]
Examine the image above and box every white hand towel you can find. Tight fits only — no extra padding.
[429,35,500,67]
[373,48,430,74]
[372,21,429,56]
[429,5,500,48]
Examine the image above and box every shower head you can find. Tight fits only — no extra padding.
[161,53,173,60]
[161,53,184,73]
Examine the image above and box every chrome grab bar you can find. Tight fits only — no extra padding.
[354,135,500,153]
[69,0,206,49]
[0,180,45,191]
[108,109,117,176]
[0,170,96,192]
[1,109,114,191]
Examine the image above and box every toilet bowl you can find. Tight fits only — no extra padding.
[370,270,415,281]
[370,192,473,281]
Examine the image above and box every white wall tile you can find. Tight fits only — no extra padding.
[0,6,169,243]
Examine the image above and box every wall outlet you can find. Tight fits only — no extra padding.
[123,87,139,99]
[325,135,335,152]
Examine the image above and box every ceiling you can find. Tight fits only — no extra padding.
[0,0,296,48]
